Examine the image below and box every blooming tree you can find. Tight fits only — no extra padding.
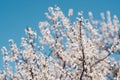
[1,6,120,80]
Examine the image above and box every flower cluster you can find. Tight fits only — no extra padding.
[0,6,120,80]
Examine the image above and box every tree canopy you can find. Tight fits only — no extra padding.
[1,6,120,80]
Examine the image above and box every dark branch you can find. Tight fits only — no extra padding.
[29,68,34,79]
[90,51,111,68]
[79,21,85,80]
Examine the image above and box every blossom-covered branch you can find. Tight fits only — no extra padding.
[0,6,120,80]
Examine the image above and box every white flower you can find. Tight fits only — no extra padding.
[68,9,73,17]
[1,6,120,80]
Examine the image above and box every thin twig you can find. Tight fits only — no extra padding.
[79,21,85,80]
[90,50,111,68]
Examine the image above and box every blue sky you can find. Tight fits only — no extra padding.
[0,0,120,68]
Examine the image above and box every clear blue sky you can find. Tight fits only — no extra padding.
[0,0,120,68]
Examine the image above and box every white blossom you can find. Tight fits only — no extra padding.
[0,6,120,80]
[68,9,73,17]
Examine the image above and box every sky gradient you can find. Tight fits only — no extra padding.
[0,0,120,68]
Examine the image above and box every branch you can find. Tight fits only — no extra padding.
[79,21,85,80]
[90,51,111,68]
[29,68,34,79]
[90,40,120,68]
[111,68,119,77]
